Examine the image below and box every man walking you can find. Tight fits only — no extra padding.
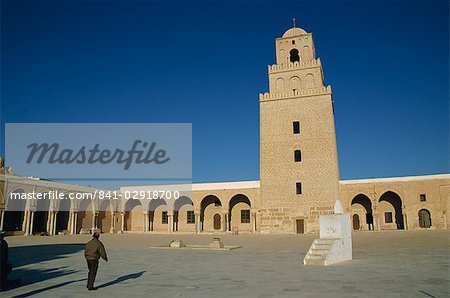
[84,232,108,291]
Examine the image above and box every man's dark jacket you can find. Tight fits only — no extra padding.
[84,238,108,261]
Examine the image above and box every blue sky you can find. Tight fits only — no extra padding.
[1,0,449,183]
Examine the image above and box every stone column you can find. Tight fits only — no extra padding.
[68,212,73,234]
[402,208,408,230]
[194,212,200,234]
[46,212,51,234]
[48,212,53,235]
[143,212,148,233]
[375,214,381,231]
[67,211,73,234]
[48,211,53,236]
[252,212,257,233]
[222,212,227,232]
[444,212,447,230]
[49,212,53,235]
[0,209,4,231]
[74,212,78,234]
[110,212,115,233]
[29,211,35,236]
[26,211,33,235]
[149,214,153,232]
[173,211,178,232]
[256,211,261,233]
[23,211,29,236]
[92,212,97,231]
[53,211,58,235]
[22,210,28,233]
[372,202,380,231]
[168,211,173,234]
[121,212,125,232]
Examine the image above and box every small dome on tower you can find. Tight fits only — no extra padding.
[282,27,307,38]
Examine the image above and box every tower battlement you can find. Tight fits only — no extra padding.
[259,85,331,102]
[268,58,321,74]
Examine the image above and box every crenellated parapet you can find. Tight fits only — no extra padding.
[259,85,332,102]
[268,58,321,74]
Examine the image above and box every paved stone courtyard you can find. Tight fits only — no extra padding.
[2,231,449,297]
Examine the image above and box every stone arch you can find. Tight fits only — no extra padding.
[174,196,193,211]
[173,196,194,232]
[33,193,51,234]
[5,187,27,210]
[305,73,314,89]
[301,45,311,61]
[289,48,300,63]
[289,76,301,91]
[124,199,143,232]
[3,188,25,232]
[149,198,168,232]
[418,209,432,228]
[55,196,70,233]
[379,191,404,230]
[352,214,360,230]
[149,198,167,211]
[77,199,94,233]
[229,194,252,232]
[276,77,285,92]
[97,199,113,233]
[279,49,286,63]
[200,195,222,232]
[56,194,71,211]
[351,194,373,230]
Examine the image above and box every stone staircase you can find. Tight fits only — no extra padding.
[303,238,337,265]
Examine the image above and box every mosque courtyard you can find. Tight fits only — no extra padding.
[2,231,449,297]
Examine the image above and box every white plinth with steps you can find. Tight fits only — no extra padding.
[304,214,352,266]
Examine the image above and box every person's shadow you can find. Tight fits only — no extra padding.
[96,271,146,289]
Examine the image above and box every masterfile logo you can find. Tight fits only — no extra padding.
[25,140,170,170]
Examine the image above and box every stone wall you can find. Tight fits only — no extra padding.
[340,175,450,231]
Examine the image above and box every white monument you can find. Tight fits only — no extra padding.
[303,199,352,266]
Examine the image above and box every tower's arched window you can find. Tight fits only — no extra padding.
[290,49,300,63]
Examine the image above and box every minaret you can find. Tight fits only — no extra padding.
[259,24,339,233]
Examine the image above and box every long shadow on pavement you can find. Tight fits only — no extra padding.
[2,244,85,292]
[4,266,78,291]
[9,278,87,298]
[9,244,85,267]
[96,271,146,289]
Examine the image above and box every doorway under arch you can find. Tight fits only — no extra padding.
[229,194,252,232]
[379,191,404,230]
[351,194,373,230]
[352,214,360,230]
[124,199,143,232]
[213,213,221,230]
[418,209,432,228]
[200,195,222,232]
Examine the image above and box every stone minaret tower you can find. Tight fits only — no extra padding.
[259,25,339,233]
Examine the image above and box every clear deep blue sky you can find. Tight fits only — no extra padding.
[1,0,449,183]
